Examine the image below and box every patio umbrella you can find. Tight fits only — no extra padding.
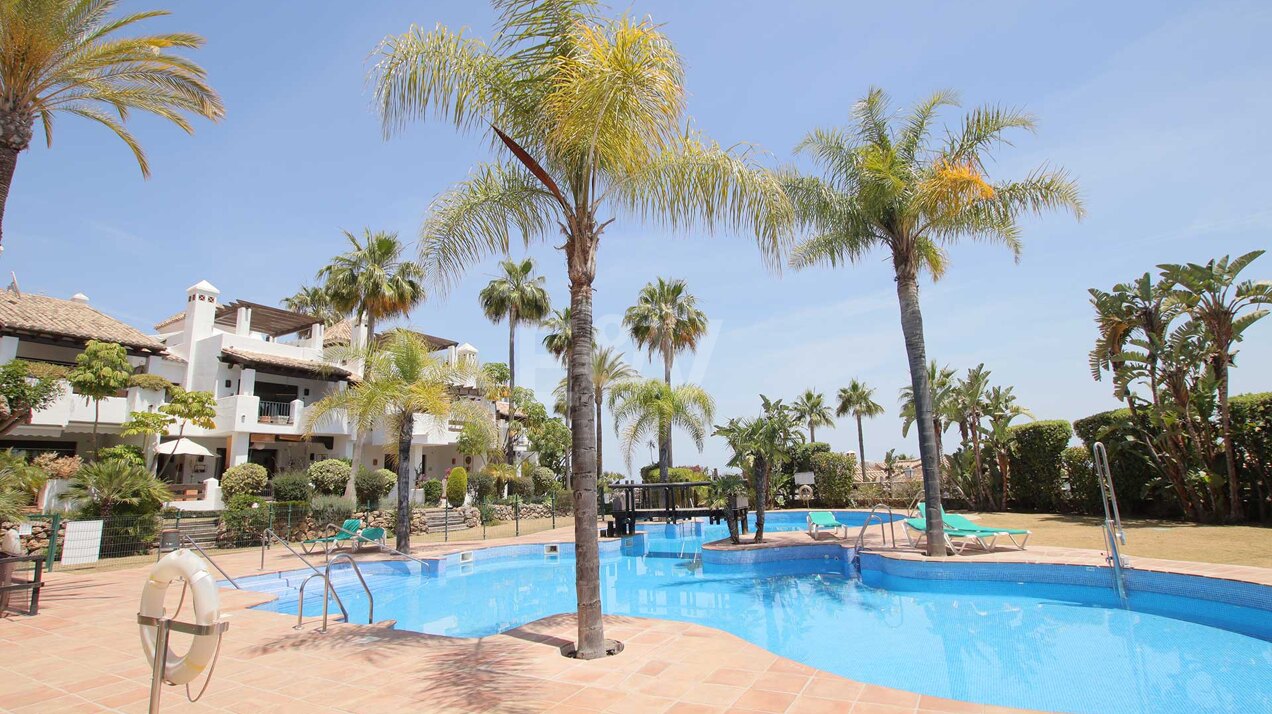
[154,438,216,457]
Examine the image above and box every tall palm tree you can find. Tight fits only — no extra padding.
[307,331,472,550]
[836,380,883,481]
[283,284,347,326]
[542,306,573,484]
[0,0,223,253]
[610,379,715,478]
[623,278,708,480]
[983,385,1032,504]
[951,364,993,507]
[373,0,790,657]
[318,228,425,496]
[557,347,637,479]
[791,389,834,442]
[785,88,1083,553]
[319,229,425,342]
[900,361,957,465]
[479,257,552,464]
[713,396,801,542]
[1159,251,1271,519]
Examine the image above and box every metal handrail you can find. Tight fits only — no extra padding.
[1092,442,1128,600]
[852,503,896,553]
[294,572,349,631]
[323,554,374,632]
[323,523,430,572]
[260,527,350,620]
[179,534,241,589]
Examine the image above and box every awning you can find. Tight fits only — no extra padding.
[155,438,217,457]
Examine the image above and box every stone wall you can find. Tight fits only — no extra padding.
[487,502,567,521]
[0,519,64,557]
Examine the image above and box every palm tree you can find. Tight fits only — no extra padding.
[784,88,1082,555]
[319,229,425,343]
[836,380,884,481]
[950,364,993,508]
[318,228,425,496]
[283,285,347,326]
[791,389,834,442]
[623,278,709,481]
[610,379,715,479]
[479,257,552,464]
[707,473,748,544]
[1158,251,1271,519]
[0,0,223,253]
[983,385,1032,505]
[62,459,170,522]
[713,396,801,542]
[558,347,637,478]
[900,361,957,465]
[373,0,790,658]
[307,331,472,550]
[542,307,573,484]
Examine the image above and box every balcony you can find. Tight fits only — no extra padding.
[257,400,294,425]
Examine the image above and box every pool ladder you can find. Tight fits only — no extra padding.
[1093,442,1129,601]
[849,504,897,570]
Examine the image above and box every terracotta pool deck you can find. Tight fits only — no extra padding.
[3,517,1268,713]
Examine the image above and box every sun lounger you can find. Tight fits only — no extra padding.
[807,511,848,538]
[939,512,1030,549]
[301,518,363,554]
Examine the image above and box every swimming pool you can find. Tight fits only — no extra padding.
[240,511,1272,713]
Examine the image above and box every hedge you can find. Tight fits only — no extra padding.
[270,470,312,502]
[1072,408,1161,516]
[422,479,444,503]
[1006,420,1072,511]
[1060,446,1101,515]
[811,451,856,507]
[1230,392,1272,519]
[221,463,268,499]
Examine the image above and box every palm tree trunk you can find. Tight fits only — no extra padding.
[563,373,572,490]
[895,275,946,556]
[1217,356,1242,520]
[507,316,517,465]
[595,397,603,479]
[394,410,413,550]
[567,238,605,660]
[809,422,816,443]
[0,141,23,252]
[662,351,673,474]
[856,414,867,483]
[753,455,768,543]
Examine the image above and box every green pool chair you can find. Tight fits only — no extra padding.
[352,527,387,552]
[807,511,848,538]
[903,504,999,554]
[940,512,1031,549]
[301,518,363,554]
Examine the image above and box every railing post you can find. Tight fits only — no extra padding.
[515,495,520,537]
[44,514,60,573]
[551,491,556,529]
[444,501,449,543]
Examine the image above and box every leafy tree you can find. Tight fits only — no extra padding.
[373,0,790,658]
[610,379,715,481]
[836,379,883,481]
[0,360,66,435]
[67,340,132,456]
[528,417,570,476]
[282,284,347,325]
[983,385,1032,504]
[0,449,45,522]
[121,411,175,473]
[791,389,834,443]
[480,257,552,463]
[156,388,216,479]
[307,331,473,549]
[62,459,169,521]
[0,0,223,251]
[785,89,1082,553]
[457,417,498,462]
[623,278,709,476]
[707,473,748,544]
[1159,251,1271,519]
[96,444,144,468]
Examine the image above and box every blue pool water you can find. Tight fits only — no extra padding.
[243,511,1272,714]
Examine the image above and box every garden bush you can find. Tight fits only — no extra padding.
[220,493,270,545]
[531,466,559,496]
[1060,446,1101,514]
[506,475,534,500]
[308,459,351,496]
[356,468,396,509]
[310,495,355,527]
[788,441,831,475]
[1006,420,1072,511]
[128,373,172,392]
[811,451,857,507]
[446,467,468,506]
[270,470,312,502]
[221,463,268,499]
[1230,392,1272,518]
[422,478,444,503]
[1072,408,1159,515]
[96,444,144,468]
[470,469,496,502]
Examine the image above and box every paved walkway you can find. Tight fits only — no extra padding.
[6,516,1268,713]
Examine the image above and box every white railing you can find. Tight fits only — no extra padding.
[258,400,294,425]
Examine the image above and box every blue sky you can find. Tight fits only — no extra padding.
[7,1,1272,475]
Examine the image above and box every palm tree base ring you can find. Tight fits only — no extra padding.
[560,639,624,660]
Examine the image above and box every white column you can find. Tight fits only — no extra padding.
[235,306,252,336]
[228,434,250,467]
[238,368,256,396]
[0,335,18,364]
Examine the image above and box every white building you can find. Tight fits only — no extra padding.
[0,280,526,506]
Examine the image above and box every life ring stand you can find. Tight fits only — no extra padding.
[138,549,230,711]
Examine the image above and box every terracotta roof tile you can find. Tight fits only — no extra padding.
[154,311,184,331]
[220,347,351,380]
[0,292,166,353]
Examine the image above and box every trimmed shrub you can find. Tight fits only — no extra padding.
[1072,408,1159,515]
[507,476,534,500]
[96,444,144,468]
[1006,420,1073,511]
[1230,392,1272,517]
[310,495,355,527]
[220,493,270,546]
[128,373,172,392]
[811,451,857,507]
[1060,446,1101,515]
[446,467,468,506]
[356,468,396,509]
[531,466,559,496]
[422,479,444,503]
[470,470,496,502]
[270,470,313,502]
[308,459,351,496]
[221,463,268,499]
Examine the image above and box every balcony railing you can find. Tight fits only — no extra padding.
[258,400,294,425]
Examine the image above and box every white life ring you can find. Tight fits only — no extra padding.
[139,549,221,685]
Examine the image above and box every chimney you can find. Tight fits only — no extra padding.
[234,305,252,336]
[70,292,90,305]
[183,280,220,344]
